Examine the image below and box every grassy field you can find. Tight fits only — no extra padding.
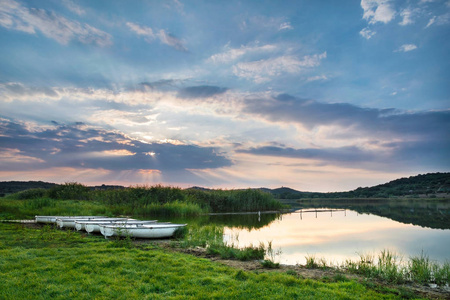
[0,222,427,300]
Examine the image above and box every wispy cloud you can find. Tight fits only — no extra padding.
[126,22,155,42]
[126,21,187,51]
[399,7,420,25]
[207,43,277,64]
[360,27,376,39]
[361,0,396,24]
[306,75,328,82]
[426,13,450,27]
[240,15,294,33]
[279,21,293,31]
[62,0,86,16]
[233,52,327,83]
[395,44,418,52]
[0,0,112,46]
[157,29,187,52]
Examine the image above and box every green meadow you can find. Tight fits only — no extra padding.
[0,222,426,300]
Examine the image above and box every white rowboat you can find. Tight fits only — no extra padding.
[36,215,104,224]
[56,217,110,229]
[99,223,186,239]
[82,220,157,233]
[74,218,132,231]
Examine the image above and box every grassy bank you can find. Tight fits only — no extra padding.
[0,223,426,300]
[305,251,450,287]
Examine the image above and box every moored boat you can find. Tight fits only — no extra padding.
[83,220,157,233]
[99,223,186,239]
[74,218,132,231]
[35,215,104,224]
[56,216,107,229]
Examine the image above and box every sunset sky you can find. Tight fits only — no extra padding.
[0,0,449,191]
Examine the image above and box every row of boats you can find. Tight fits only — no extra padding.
[35,216,187,239]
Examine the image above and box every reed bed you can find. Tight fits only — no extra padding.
[305,250,450,286]
[4,182,283,218]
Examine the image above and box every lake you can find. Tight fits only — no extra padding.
[214,200,450,265]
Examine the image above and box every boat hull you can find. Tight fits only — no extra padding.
[56,216,107,229]
[100,224,186,239]
[83,220,157,233]
[36,216,104,224]
[74,218,132,231]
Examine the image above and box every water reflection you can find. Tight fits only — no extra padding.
[222,208,450,265]
[293,199,450,230]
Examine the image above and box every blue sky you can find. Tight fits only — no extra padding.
[0,0,449,191]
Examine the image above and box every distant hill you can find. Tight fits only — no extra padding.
[265,172,450,199]
[0,181,125,197]
[0,181,58,197]
[1,172,449,198]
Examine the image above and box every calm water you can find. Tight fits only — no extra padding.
[220,207,450,265]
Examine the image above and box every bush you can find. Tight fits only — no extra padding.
[13,188,47,200]
[48,183,90,200]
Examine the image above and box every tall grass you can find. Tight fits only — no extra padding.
[3,182,282,217]
[306,250,450,286]
[177,224,265,261]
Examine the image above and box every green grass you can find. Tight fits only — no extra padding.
[306,250,450,286]
[0,223,424,299]
[2,182,283,218]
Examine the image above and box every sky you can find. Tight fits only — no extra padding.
[0,0,449,192]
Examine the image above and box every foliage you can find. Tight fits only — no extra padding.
[306,250,450,286]
[47,182,90,200]
[2,182,283,217]
[261,259,280,268]
[271,172,450,199]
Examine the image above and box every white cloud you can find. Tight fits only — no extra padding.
[279,22,293,31]
[207,43,277,64]
[126,22,155,42]
[395,44,418,52]
[307,75,328,82]
[157,29,187,52]
[399,8,417,25]
[62,0,86,16]
[233,52,327,83]
[426,13,450,27]
[243,15,294,33]
[359,27,376,39]
[426,16,437,27]
[126,21,187,51]
[0,0,112,46]
[361,0,396,24]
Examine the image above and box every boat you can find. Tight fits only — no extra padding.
[82,220,157,233]
[99,223,187,239]
[74,218,133,231]
[56,217,109,229]
[35,215,104,224]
